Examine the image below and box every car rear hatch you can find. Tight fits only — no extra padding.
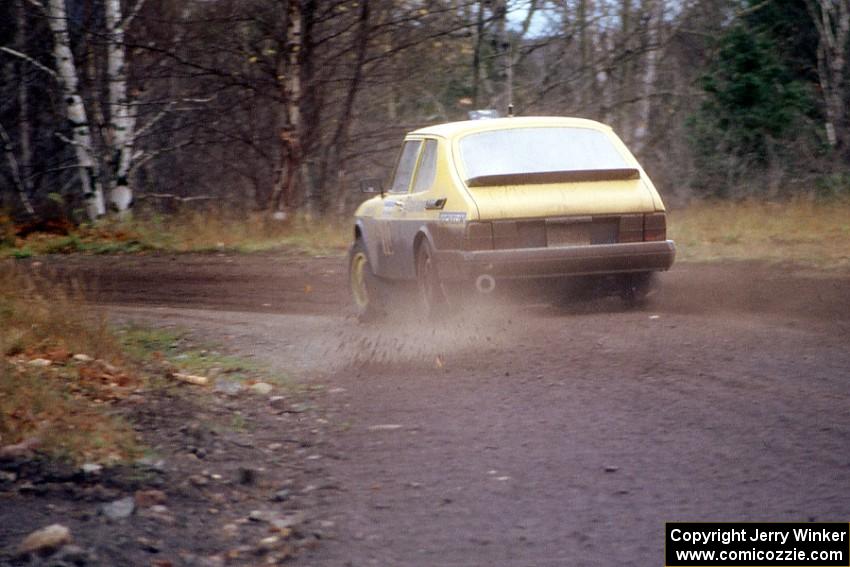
[455,124,666,249]
[466,169,657,220]
[462,169,664,250]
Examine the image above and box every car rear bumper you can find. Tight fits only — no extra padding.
[434,240,676,281]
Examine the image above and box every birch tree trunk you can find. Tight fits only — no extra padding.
[298,0,320,217]
[270,0,303,218]
[105,0,138,213]
[617,0,634,137]
[632,0,663,155]
[472,1,485,107]
[492,0,510,111]
[577,0,590,110]
[808,0,849,150]
[45,0,105,219]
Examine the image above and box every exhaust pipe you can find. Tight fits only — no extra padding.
[475,274,496,294]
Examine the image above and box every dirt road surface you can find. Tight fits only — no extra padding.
[4,252,850,566]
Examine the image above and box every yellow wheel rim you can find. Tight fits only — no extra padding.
[350,252,369,308]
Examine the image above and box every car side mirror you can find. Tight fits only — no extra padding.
[359,178,384,197]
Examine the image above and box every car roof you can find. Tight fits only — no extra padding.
[409,116,612,139]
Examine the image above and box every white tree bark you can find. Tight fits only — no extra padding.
[270,0,304,216]
[632,0,664,155]
[577,0,591,110]
[807,0,849,148]
[492,0,510,111]
[105,0,139,213]
[287,1,303,133]
[45,0,105,219]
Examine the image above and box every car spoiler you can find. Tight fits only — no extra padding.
[465,168,640,188]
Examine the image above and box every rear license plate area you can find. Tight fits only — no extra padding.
[546,221,590,247]
[589,219,619,244]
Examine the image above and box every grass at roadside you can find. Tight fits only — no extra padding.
[0,211,350,258]
[668,199,850,269]
[0,266,294,465]
[0,266,141,464]
[118,326,291,387]
[125,211,349,254]
[2,200,848,268]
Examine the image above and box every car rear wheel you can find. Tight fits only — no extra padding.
[349,239,385,322]
[415,240,448,319]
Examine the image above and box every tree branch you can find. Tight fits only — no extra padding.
[136,193,214,203]
[24,0,46,16]
[133,105,173,139]
[122,0,148,30]
[54,132,89,149]
[129,140,194,173]
[0,46,56,78]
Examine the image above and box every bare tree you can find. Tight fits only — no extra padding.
[0,121,35,215]
[43,0,106,219]
[807,0,849,150]
[269,0,306,218]
[2,0,844,220]
[14,0,33,203]
[631,0,664,153]
[3,0,145,219]
[105,0,146,213]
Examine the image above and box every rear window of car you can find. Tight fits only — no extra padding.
[458,127,629,180]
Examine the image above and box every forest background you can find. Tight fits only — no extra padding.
[1,0,848,224]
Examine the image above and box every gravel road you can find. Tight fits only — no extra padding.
[5,253,850,566]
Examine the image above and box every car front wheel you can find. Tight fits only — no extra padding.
[349,239,385,322]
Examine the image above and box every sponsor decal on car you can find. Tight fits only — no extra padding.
[439,212,466,224]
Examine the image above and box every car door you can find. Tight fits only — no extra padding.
[395,138,442,278]
[378,139,422,279]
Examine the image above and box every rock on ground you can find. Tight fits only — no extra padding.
[17,524,72,555]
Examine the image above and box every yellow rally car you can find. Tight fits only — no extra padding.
[349,116,675,321]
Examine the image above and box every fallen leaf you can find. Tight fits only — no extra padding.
[172,373,209,386]
[45,347,71,363]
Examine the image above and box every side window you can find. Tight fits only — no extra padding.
[389,140,422,194]
[411,140,438,193]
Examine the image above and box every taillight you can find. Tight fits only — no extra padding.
[464,222,493,250]
[644,212,667,241]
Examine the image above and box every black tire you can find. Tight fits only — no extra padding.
[621,272,657,308]
[348,239,385,322]
[415,240,448,319]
